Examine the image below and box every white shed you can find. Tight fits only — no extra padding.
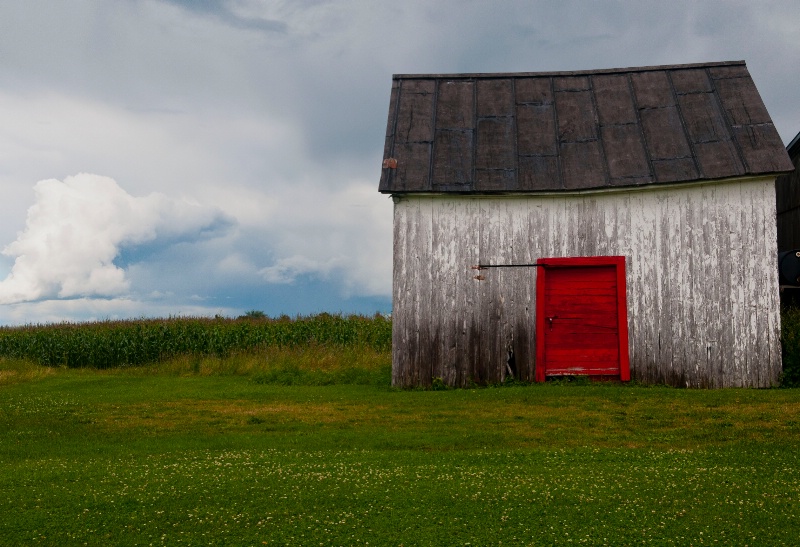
[378,61,794,388]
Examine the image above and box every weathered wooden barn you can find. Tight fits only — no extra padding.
[776,131,800,252]
[775,132,800,294]
[378,61,794,388]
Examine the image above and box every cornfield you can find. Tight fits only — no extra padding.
[0,313,391,369]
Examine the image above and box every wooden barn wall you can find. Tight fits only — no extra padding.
[392,178,781,388]
[775,146,800,251]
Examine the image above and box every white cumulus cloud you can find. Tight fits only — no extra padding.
[0,173,233,304]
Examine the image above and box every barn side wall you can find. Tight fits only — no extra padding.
[776,142,800,251]
[391,177,781,388]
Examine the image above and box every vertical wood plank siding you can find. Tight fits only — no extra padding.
[391,178,781,388]
[775,142,800,251]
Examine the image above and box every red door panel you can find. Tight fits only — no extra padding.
[535,256,630,382]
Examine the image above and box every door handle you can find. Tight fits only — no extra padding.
[547,315,558,330]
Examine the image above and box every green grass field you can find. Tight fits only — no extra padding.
[2,356,799,546]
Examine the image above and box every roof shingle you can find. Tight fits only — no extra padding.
[379,61,793,194]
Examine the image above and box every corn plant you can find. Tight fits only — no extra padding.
[0,313,391,369]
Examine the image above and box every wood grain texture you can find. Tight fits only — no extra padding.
[536,258,628,380]
[775,142,800,251]
[391,177,781,388]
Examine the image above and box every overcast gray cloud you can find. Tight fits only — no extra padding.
[0,0,798,324]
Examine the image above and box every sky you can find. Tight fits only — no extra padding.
[0,0,798,325]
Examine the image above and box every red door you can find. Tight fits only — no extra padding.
[535,256,630,382]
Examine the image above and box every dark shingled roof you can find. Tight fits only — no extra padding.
[378,61,793,194]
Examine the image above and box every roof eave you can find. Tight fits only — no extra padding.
[380,173,786,198]
[392,60,746,80]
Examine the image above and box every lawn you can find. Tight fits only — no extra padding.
[2,364,799,546]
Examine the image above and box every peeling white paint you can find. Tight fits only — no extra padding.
[392,177,781,388]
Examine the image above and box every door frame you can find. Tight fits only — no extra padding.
[534,256,630,382]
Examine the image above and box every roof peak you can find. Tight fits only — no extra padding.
[788,131,800,155]
[393,60,746,80]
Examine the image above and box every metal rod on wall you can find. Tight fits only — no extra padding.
[471,263,545,280]
[471,264,545,269]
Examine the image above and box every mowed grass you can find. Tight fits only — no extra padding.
[2,357,800,546]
